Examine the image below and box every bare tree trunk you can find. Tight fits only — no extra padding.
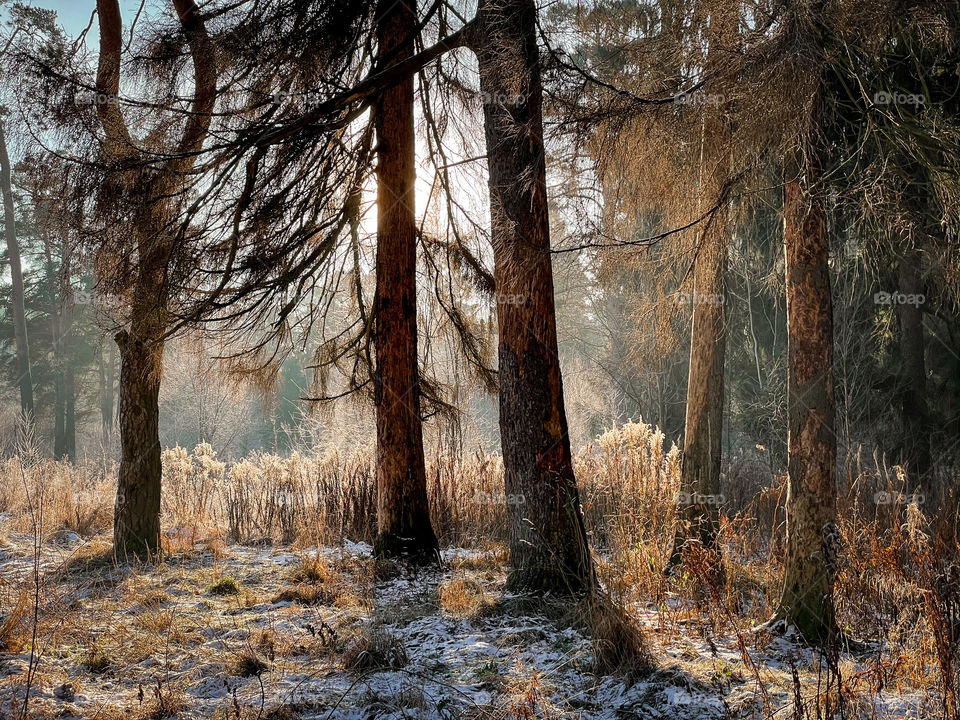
[474,0,594,594]
[0,122,33,417]
[371,0,440,563]
[61,243,76,462]
[897,248,930,489]
[773,150,838,644]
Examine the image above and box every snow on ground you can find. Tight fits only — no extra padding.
[0,528,938,718]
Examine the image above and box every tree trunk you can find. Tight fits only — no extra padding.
[57,237,76,461]
[372,0,439,563]
[774,150,838,644]
[113,314,165,558]
[897,248,930,489]
[0,122,33,417]
[474,0,594,594]
[670,229,727,571]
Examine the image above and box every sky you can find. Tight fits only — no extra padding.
[14,1,161,47]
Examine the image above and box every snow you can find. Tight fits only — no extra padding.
[0,532,941,719]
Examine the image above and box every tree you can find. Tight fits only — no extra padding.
[668,3,736,576]
[0,120,32,417]
[473,0,594,593]
[372,0,440,562]
[94,0,216,556]
[773,140,838,643]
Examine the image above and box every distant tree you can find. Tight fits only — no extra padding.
[0,120,32,417]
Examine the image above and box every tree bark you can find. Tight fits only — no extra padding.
[474,0,594,594]
[897,248,930,488]
[773,150,838,644]
[0,122,34,417]
[114,320,164,557]
[372,0,439,563]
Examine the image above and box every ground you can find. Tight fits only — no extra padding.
[0,522,937,719]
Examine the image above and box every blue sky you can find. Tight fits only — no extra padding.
[16,1,159,45]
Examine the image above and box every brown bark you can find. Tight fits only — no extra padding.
[372,0,439,563]
[0,122,33,417]
[114,324,164,557]
[774,150,838,644]
[473,0,594,594]
[897,248,930,488]
[96,0,215,556]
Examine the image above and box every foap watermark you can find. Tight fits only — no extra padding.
[873,290,925,307]
[75,91,120,107]
[481,91,528,107]
[674,91,725,107]
[75,290,124,310]
[874,491,925,505]
[664,688,694,706]
[270,90,325,108]
[675,291,724,306]
[676,491,725,506]
[873,91,926,107]
[472,491,526,506]
[494,293,526,306]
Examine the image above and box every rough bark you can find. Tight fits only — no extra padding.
[774,150,838,644]
[114,322,164,557]
[473,0,594,594]
[372,0,439,563]
[897,248,930,488]
[0,122,33,417]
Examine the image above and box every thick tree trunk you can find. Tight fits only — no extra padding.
[0,122,33,417]
[372,0,439,563]
[474,0,594,594]
[897,249,930,488]
[113,312,165,558]
[774,151,838,644]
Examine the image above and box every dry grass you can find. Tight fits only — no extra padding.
[2,422,959,716]
[341,626,409,671]
[438,577,494,618]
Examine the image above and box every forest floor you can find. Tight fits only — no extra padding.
[0,521,936,719]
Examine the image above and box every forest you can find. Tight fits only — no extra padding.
[0,0,958,717]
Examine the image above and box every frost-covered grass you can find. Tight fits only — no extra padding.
[0,529,940,719]
[0,423,956,718]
